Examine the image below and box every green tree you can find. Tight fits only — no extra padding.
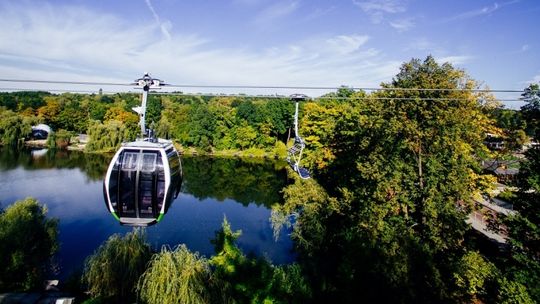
[138,245,219,304]
[83,229,151,303]
[187,103,216,150]
[211,217,311,303]
[273,56,497,303]
[0,198,58,292]
[521,83,540,139]
[0,109,35,147]
[503,147,540,301]
[85,120,131,152]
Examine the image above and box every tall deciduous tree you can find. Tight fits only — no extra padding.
[521,83,540,139]
[274,56,497,302]
[0,198,58,292]
[503,146,540,300]
[83,229,151,303]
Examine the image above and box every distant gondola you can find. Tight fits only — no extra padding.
[103,74,182,226]
[287,94,311,179]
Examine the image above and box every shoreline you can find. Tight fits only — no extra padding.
[23,139,287,160]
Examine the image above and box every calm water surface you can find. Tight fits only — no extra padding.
[0,148,294,279]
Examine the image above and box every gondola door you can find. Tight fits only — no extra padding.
[117,151,139,218]
[114,150,163,222]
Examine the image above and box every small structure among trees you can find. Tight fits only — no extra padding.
[30,124,52,140]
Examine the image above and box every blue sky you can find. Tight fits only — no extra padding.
[0,0,538,108]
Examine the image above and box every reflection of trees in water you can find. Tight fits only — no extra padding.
[182,156,288,208]
[0,148,288,206]
[0,147,110,181]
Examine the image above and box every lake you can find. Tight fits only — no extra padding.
[0,147,294,279]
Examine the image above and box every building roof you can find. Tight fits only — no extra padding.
[31,124,52,133]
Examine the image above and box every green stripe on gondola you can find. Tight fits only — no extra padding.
[157,213,164,222]
[111,212,120,221]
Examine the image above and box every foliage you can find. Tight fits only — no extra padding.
[273,56,498,303]
[0,198,58,292]
[210,217,311,304]
[503,147,540,301]
[497,277,535,304]
[83,229,151,302]
[0,109,34,147]
[138,245,218,304]
[85,120,132,152]
[452,251,497,302]
[47,129,74,149]
[497,189,518,204]
[521,83,540,139]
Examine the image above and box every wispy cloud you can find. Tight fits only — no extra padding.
[436,56,472,66]
[528,74,540,84]
[255,1,300,25]
[521,44,530,52]
[144,0,171,40]
[0,3,399,95]
[444,0,519,22]
[389,18,414,32]
[353,0,406,23]
[325,35,370,55]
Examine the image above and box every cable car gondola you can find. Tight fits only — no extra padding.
[103,74,182,226]
[287,94,311,179]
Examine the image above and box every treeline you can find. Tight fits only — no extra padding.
[0,90,296,155]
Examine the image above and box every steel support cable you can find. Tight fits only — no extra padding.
[0,87,525,102]
[0,78,526,93]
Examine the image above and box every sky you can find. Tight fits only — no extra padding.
[0,0,538,108]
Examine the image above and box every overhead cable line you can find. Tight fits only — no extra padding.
[0,87,524,102]
[0,78,525,94]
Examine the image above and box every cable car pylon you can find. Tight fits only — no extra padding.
[287,94,311,179]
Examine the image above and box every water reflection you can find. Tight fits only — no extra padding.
[0,148,293,279]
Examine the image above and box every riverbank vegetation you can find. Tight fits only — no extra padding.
[1,55,540,302]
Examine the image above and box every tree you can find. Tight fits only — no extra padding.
[503,147,540,301]
[273,56,498,303]
[138,245,218,304]
[521,83,540,139]
[0,109,35,147]
[83,229,151,303]
[211,217,311,303]
[0,198,58,292]
[85,120,131,152]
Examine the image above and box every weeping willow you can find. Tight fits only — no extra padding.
[85,119,134,152]
[82,228,151,301]
[137,244,221,304]
[0,109,34,147]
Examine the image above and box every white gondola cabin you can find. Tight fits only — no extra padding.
[103,73,182,226]
[103,139,182,226]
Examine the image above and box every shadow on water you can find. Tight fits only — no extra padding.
[0,147,294,279]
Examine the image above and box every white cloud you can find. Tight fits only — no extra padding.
[436,56,472,66]
[144,0,171,40]
[255,1,300,25]
[0,3,400,96]
[521,44,530,52]
[353,0,406,23]
[389,18,414,32]
[444,1,519,22]
[325,35,370,55]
